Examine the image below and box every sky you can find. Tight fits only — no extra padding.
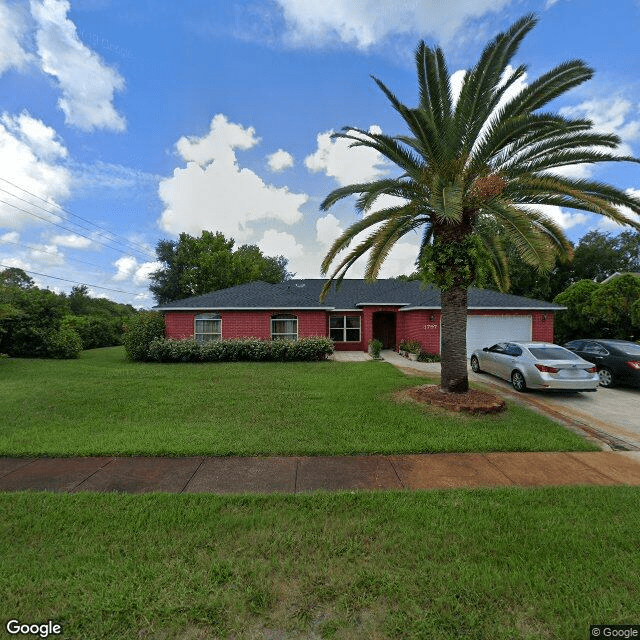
[0,0,639,307]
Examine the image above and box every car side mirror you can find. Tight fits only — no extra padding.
[482,347,488,352]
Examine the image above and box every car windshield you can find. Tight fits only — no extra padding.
[528,347,581,361]
[616,343,640,356]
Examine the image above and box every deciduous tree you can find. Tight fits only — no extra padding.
[149,231,292,304]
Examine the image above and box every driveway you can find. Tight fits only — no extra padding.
[468,372,640,450]
[377,351,640,450]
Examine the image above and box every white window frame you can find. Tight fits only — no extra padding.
[194,313,222,342]
[271,314,298,341]
[329,315,361,342]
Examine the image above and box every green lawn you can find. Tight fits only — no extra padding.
[1,487,638,639]
[0,347,596,456]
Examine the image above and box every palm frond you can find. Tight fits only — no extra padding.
[481,200,562,270]
[364,216,425,281]
[500,60,593,120]
[320,204,424,275]
[455,15,537,152]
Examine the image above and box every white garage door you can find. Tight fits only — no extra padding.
[466,315,532,357]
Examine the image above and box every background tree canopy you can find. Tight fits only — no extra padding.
[399,229,640,304]
[554,274,640,343]
[149,231,292,304]
[0,268,137,358]
[506,230,640,301]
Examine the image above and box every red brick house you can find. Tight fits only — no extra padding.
[155,279,564,356]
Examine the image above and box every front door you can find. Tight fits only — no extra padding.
[372,312,396,349]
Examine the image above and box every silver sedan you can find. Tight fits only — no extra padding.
[470,341,600,392]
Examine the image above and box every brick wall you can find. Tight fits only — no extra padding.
[530,310,555,342]
[164,308,556,350]
[164,312,195,339]
[164,310,327,341]
[398,310,441,354]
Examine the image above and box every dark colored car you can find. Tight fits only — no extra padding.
[563,339,640,388]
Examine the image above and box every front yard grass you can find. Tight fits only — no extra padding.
[0,347,596,456]
[2,487,638,639]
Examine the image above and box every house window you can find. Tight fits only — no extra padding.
[271,314,298,341]
[330,315,361,342]
[194,313,222,342]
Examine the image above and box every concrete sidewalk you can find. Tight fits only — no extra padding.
[2,451,640,494]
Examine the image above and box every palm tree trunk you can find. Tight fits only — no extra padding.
[440,286,469,393]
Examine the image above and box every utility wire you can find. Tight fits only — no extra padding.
[0,176,157,260]
[0,239,114,272]
[0,263,143,297]
[0,197,149,258]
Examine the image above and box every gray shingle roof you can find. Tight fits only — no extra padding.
[154,279,564,311]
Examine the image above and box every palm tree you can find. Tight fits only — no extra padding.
[319,14,640,393]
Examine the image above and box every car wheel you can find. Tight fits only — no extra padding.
[598,367,614,388]
[470,356,482,373]
[511,370,527,392]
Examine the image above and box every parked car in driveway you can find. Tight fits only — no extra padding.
[470,341,600,392]
[563,339,640,388]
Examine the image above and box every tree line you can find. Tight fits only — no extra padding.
[0,268,138,359]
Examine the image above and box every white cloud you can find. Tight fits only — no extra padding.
[176,114,259,165]
[113,256,161,285]
[316,213,343,246]
[71,160,161,190]
[544,98,640,180]
[0,1,32,74]
[0,111,71,230]
[51,233,92,249]
[559,97,640,156]
[0,231,20,243]
[522,203,589,231]
[257,229,304,259]
[595,187,640,232]
[275,0,513,48]
[30,0,126,131]
[450,69,467,106]
[7,111,68,160]
[305,126,389,186]
[0,256,30,270]
[28,242,64,266]
[267,149,294,172]
[158,114,308,239]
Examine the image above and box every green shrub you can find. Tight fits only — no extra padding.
[368,338,383,359]
[145,336,334,363]
[123,312,165,361]
[399,339,422,354]
[417,351,441,363]
[44,325,83,359]
[62,315,126,350]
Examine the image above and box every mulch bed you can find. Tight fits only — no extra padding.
[404,385,506,414]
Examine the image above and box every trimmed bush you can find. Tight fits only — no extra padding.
[399,339,422,354]
[123,312,165,361]
[45,325,83,359]
[145,336,334,363]
[368,338,383,359]
[417,351,441,363]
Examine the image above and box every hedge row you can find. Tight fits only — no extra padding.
[146,336,335,363]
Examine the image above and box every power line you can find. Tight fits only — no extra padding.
[0,176,157,260]
[0,263,143,297]
[0,239,112,271]
[0,197,147,257]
